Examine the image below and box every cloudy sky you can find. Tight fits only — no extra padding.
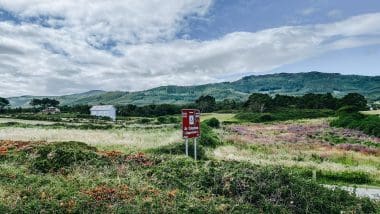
[0,0,380,97]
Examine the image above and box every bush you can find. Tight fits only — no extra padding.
[331,113,380,137]
[156,116,180,124]
[204,117,220,128]
[258,113,274,122]
[30,142,109,173]
[148,143,207,160]
[293,168,372,184]
[138,118,152,124]
[235,108,335,123]
[199,123,222,148]
[337,105,361,116]
[151,160,377,213]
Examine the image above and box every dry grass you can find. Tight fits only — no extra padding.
[361,110,380,115]
[0,127,181,150]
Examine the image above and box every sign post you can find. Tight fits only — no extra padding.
[182,109,200,160]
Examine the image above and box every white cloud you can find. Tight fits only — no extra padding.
[327,9,342,18]
[0,1,379,97]
[300,7,317,16]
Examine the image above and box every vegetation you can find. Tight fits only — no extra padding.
[1,74,380,212]
[195,95,217,112]
[203,117,220,128]
[0,97,9,113]
[331,111,380,137]
[30,98,60,108]
[0,140,377,213]
[219,118,380,186]
[235,108,335,122]
[7,72,380,107]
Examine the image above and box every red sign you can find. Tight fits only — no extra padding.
[182,109,200,138]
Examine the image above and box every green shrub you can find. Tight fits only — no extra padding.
[148,143,207,160]
[258,113,274,122]
[331,113,380,137]
[204,117,220,128]
[156,116,179,124]
[157,116,167,124]
[199,123,222,148]
[337,105,361,116]
[138,118,152,124]
[292,168,372,184]
[235,108,335,123]
[30,142,109,173]
[151,159,377,213]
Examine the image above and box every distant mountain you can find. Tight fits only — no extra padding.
[8,72,380,107]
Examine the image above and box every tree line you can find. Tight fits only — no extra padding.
[0,92,368,116]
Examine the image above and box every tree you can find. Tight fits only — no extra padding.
[30,98,60,108]
[0,97,9,112]
[41,98,60,107]
[30,98,42,108]
[273,94,299,108]
[340,93,367,110]
[195,95,216,112]
[321,93,338,110]
[244,93,272,113]
[217,99,238,111]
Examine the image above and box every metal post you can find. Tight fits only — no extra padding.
[194,138,197,161]
[185,138,188,156]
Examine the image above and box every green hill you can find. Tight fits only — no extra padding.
[8,72,380,107]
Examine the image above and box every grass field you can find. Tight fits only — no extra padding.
[0,113,379,212]
[215,118,380,185]
[200,113,237,122]
[361,110,380,115]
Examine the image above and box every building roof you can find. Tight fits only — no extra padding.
[90,105,116,111]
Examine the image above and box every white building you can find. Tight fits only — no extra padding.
[90,105,116,121]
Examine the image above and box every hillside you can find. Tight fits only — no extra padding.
[8,72,380,107]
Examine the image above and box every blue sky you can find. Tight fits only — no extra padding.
[185,0,380,40]
[0,0,379,96]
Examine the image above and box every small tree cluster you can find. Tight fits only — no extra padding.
[0,97,9,113]
[244,92,367,113]
[30,98,60,108]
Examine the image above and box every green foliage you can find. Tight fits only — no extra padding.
[195,95,216,112]
[337,105,362,116]
[1,140,378,213]
[199,123,222,148]
[236,108,335,122]
[156,116,180,124]
[331,113,380,137]
[30,98,60,108]
[138,118,153,124]
[151,159,377,213]
[294,168,372,184]
[6,72,380,108]
[148,143,207,160]
[297,93,339,109]
[204,117,220,128]
[0,97,9,111]
[340,93,368,111]
[12,113,63,122]
[117,104,181,117]
[244,93,272,112]
[30,142,109,173]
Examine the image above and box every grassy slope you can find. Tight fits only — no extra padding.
[8,72,380,107]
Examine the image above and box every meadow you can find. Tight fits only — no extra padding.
[0,112,379,213]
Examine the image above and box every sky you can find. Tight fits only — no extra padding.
[0,0,380,97]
